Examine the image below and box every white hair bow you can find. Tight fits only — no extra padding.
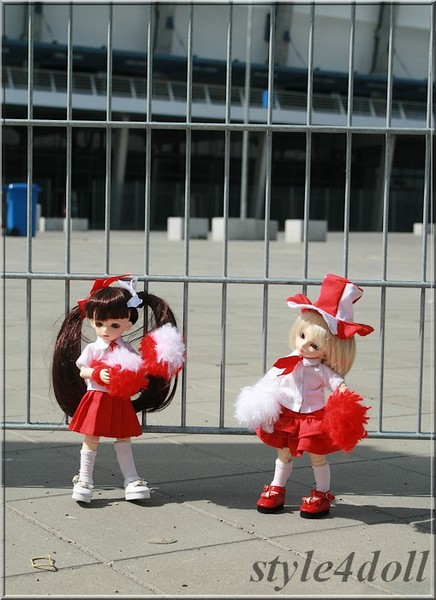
[117,277,142,308]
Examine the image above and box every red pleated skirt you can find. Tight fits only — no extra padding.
[68,390,142,438]
[256,406,341,457]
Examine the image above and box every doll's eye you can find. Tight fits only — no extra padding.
[311,343,319,350]
[300,332,305,339]
[111,323,121,329]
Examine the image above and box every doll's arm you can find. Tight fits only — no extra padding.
[79,365,94,380]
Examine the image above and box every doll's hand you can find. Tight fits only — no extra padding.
[99,368,110,384]
[90,364,111,386]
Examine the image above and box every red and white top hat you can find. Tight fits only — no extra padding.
[287,273,374,339]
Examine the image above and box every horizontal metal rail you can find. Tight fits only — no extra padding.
[3,117,432,135]
[1,422,433,440]
[2,272,435,289]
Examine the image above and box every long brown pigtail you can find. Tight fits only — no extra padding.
[52,305,87,417]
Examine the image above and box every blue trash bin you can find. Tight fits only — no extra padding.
[4,183,41,236]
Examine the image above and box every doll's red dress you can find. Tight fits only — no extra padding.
[68,338,142,438]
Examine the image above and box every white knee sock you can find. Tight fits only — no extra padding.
[271,458,293,487]
[312,462,330,492]
[114,441,140,485]
[78,449,97,484]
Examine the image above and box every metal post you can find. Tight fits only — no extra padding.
[239,4,252,220]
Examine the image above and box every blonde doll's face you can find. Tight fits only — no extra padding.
[295,323,327,360]
[90,317,132,343]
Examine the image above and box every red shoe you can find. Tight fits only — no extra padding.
[256,484,286,513]
[300,489,335,519]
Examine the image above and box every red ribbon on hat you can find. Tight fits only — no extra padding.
[77,273,130,317]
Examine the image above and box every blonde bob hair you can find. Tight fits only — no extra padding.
[289,310,356,376]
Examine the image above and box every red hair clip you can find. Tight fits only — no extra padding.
[77,273,131,317]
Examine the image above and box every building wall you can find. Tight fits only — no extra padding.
[3,3,432,78]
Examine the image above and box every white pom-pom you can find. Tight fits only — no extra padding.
[234,372,283,433]
[104,347,143,372]
[150,323,185,374]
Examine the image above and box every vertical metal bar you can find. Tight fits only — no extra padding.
[181,4,194,428]
[416,3,435,433]
[377,4,396,432]
[104,4,114,274]
[262,5,275,372]
[303,3,315,284]
[422,2,434,279]
[61,3,74,426]
[25,5,35,423]
[141,5,154,428]
[306,4,315,128]
[377,286,386,434]
[64,4,73,316]
[219,4,233,428]
[385,5,395,131]
[144,5,153,277]
[343,3,356,277]
[240,4,252,220]
[376,150,394,434]
[1,168,5,428]
[416,284,426,434]
[183,4,193,245]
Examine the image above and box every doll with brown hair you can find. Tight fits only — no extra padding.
[235,273,374,518]
[52,275,185,504]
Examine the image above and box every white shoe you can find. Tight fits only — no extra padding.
[72,475,94,503]
[124,479,151,501]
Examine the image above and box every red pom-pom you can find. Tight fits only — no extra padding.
[90,360,148,399]
[322,388,370,452]
[139,335,170,379]
[107,365,149,399]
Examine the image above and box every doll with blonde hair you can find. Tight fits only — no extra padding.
[235,274,373,518]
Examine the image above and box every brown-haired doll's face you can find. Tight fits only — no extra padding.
[90,316,132,344]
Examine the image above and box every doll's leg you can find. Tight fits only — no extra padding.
[309,453,330,492]
[114,438,151,501]
[299,453,335,519]
[271,448,294,486]
[72,435,99,503]
[257,447,293,513]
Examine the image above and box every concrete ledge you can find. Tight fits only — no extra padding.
[413,222,434,235]
[211,218,278,241]
[167,217,209,240]
[39,217,89,231]
[285,219,327,242]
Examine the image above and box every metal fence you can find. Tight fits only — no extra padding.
[2,65,428,128]
[2,4,434,439]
